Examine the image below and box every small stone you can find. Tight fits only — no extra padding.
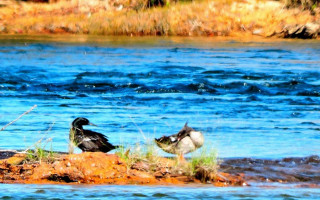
[131,161,150,171]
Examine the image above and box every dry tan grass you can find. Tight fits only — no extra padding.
[0,0,318,37]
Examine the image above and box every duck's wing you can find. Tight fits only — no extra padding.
[154,134,180,154]
[176,122,195,141]
[84,129,109,141]
[155,123,194,145]
[155,134,178,145]
[82,130,117,152]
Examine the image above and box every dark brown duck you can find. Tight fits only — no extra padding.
[70,117,119,153]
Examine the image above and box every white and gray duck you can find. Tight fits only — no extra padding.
[155,123,204,160]
[70,117,119,153]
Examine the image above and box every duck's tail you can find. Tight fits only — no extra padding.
[184,121,189,127]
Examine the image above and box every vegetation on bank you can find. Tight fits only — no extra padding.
[115,141,219,180]
[0,0,319,38]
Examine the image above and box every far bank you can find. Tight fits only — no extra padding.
[0,0,319,39]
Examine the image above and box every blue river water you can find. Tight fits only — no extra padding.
[1,184,320,200]
[0,36,319,199]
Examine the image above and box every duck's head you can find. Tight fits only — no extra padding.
[72,117,97,128]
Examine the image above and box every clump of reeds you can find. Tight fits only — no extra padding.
[116,140,163,172]
[25,138,56,164]
[189,146,219,182]
[115,137,219,182]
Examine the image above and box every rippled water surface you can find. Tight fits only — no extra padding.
[0,36,319,198]
[0,36,319,157]
[1,184,320,200]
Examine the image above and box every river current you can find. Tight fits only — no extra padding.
[0,36,319,199]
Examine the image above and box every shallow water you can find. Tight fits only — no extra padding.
[1,184,320,200]
[0,36,320,198]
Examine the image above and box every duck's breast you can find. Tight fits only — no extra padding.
[189,131,204,148]
[176,137,196,154]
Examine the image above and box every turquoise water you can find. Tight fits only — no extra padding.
[0,36,319,198]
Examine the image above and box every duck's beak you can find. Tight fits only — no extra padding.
[89,122,98,127]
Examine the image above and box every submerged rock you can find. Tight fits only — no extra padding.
[220,155,320,186]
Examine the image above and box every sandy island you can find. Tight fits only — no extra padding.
[0,151,245,186]
[1,151,319,187]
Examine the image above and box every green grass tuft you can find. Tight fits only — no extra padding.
[116,139,162,172]
[115,136,220,182]
[189,145,219,180]
[26,138,55,164]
